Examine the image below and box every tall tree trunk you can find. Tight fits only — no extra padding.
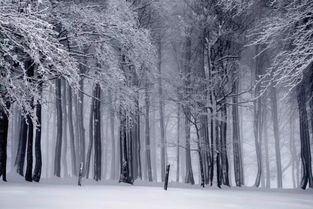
[221,105,230,186]
[108,90,116,179]
[216,113,222,187]
[93,84,102,181]
[176,105,180,182]
[73,93,81,174]
[183,33,194,185]
[119,109,133,184]
[296,82,313,189]
[184,109,195,185]
[67,85,77,176]
[209,115,215,186]
[195,125,205,187]
[86,89,95,179]
[62,79,68,177]
[270,85,283,188]
[253,45,264,187]
[132,96,142,180]
[15,115,27,176]
[45,110,50,178]
[10,106,20,172]
[25,113,34,182]
[78,73,86,175]
[289,112,296,188]
[253,98,263,187]
[33,97,42,182]
[158,40,166,182]
[263,108,271,188]
[0,105,9,181]
[232,78,244,186]
[151,104,157,181]
[54,78,63,177]
[145,80,152,182]
[310,75,313,169]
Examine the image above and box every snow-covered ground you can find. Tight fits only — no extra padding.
[1,178,312,209]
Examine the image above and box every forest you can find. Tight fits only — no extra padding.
[0,0,313,208]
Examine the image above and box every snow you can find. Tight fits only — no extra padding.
[1,178,313,209]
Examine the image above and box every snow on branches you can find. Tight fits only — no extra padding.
[249,0,313,93]
[0,2,79,116]
[55,0,156,109]
[0,0,157,115]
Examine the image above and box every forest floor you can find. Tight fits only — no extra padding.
[1,176,313,209]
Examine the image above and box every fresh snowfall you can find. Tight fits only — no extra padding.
[0,0,313,209]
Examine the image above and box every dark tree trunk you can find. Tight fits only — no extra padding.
[32,99,42,182]
[220,105,230,186]
[25,114,34,182]
[201,115,210,185]
[86,89,95,179]
[0,105,9,181]
[184,109,194,185]
[73,94,81,175]
[164,165,170,190]
[209,114,214,186]
[78,72,86,176]
[216,153,221,188]
[195,125,205,187]
[183,34,194,185]
[54,78,63,177]
[135,97,142,180]
[15,115,27,176]
[119,109,133,184]
[216,115,222,186]
[93,84,102,181]
[297,82,313,189]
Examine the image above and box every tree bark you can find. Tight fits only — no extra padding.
[176,105,180,182]
[221,104,230,186]
[61,79,68,177]
[184,109,194,185]
[270,85,283,188]
[145,80,152,182]
[93,84,102,181]
[86,88,95,179]
[195,124,205,187]
[119,109,133,184]
[25,113,34,182]
[32,98,42,182]
[151,104,157,181]
[0,105,9,181]
[289,112,297,188]
[296,82,313,189]
[108,90,116,179]
[263,108,271,188]
[78,72,86,175]
[253,45,264,187]
[158,40,166,182]
[232,78,244,186]
[54,78,63,177]
[67,85,77,176]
